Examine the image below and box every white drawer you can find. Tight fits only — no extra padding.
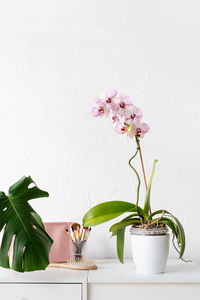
[0,283,81,300]
[89,283,200,300]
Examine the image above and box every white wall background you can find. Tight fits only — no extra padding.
[0,0,200,262]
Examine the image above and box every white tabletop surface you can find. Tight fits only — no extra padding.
[0,266,88,283]
[0,259,200,284]
[88,259,200,284]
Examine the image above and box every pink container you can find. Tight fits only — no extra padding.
[44,222,74,263]
[8,222,74,265]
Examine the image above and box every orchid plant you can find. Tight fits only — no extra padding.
[82,89,186,263]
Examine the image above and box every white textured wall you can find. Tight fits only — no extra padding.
[0,0,200,262]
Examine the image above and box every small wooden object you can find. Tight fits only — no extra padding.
[49,258,97,270]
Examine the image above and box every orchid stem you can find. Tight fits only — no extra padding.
[135,136,151,215]
[128,149,141,213]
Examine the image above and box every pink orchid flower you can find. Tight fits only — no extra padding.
[115,121,128,135]
[91,99,110,117]
[125,105,143,122]
[102,89,117,104]
[91,89,118,118]
[102,89,119,113]
[136,122,150,138]
[133,119,150,138]
[116,117,149,139]
[112,115,119,123]
[91,89,150,139]
[114,95,133,116]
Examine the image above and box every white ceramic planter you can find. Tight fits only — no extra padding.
[130,227,170,274]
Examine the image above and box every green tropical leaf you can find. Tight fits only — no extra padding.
[143,159,158,217]
[82,201,143,227]
[31,212,45,230]
[0,176,53,272]
[150,209,185,258]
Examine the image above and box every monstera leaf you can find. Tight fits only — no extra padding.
[0,176,53,272]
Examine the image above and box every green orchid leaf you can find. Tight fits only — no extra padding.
[159,217,178,238]
[110,218,140,263]
[0,176,53,272]
[172,215,185,257]
[109,218,140,236]
[150,209,185,258]
[149,209,166,219]
[116,227,125,263]
[120,213,139,223]
[82,201,143,227]
[143,159,158,217]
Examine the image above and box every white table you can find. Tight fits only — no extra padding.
[0,266,88,300]
[88,259,200,300]
[0,259,200,300]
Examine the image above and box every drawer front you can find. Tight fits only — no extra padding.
[89,283,200,300]
[0,283,81,300]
